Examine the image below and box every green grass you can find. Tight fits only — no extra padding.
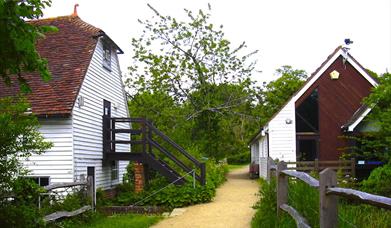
[252,177,391,228]
[77,213,162,228]
[227,164,247,171]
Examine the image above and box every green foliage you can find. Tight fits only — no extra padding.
[254,65,307,125]
[252,176,391,228]
[0,0,57,92]
[288,179,319,226]
[358,72,391,162]
[128,4,257,100]
[127,4,258,160]
[76,213,162,228]
[227,151,249,164]
[338,203,391,228]
[110,161,227,209]
[0,96,52,197]
[0,178,44,228]
[251,178,295,227]
[41,189,89,216]
[0,96,51,227]
[361,163,391,197]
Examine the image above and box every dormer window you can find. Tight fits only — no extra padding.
[102,41,111,71]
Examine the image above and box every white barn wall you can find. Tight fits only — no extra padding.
[24,118,74,183]
[259,136,268,158]
[250,143,259,164]
[72,38,129,189]
[268,100,296,162]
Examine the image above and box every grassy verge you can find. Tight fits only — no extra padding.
[252,177,391,228]
[227,164,247,171]
[55,213,162,228]
[80,214,162,228]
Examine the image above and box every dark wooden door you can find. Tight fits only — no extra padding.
[103,100,111,156]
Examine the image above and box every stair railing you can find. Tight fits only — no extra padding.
[103,117,206,185]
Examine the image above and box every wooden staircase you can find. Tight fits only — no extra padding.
[102,117,206,185]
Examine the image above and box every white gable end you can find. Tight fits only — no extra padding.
[72,38,129,189]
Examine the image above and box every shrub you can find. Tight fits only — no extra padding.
[361,163,391,197]
[0,178,44,228]
[251,177,294,227]
[227,151,250,165]
[110,160,228,209]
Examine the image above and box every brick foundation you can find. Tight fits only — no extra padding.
[134,163,144,193]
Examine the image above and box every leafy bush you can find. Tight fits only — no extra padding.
[41,188,89,216]
[361,163,391,197]
[227,151,250,164]
[0,178,44,228]
[251,178,294,227]
[108,160,228,209]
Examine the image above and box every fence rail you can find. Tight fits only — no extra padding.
[41,175,95,223]
[266,159,391,228]
[285,158,356,177]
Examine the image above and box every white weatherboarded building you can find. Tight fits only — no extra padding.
[0,15,129,189]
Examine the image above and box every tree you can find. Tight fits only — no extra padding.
[127,4,258,159]
[0,96,52,197]
[360,72,391,162]
[0,0,56,93]
[254,65,307,125]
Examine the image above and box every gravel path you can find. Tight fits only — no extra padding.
[151,166,259,228]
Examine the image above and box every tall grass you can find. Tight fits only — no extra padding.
[252,177,391,228]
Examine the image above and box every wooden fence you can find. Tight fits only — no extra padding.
[266,160,391,228]
[285,158,356,177]
[40,175,95,223]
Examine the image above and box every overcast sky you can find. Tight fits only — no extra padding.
[43,0,391,83]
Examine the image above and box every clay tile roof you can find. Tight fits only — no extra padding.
[0,15,102,117]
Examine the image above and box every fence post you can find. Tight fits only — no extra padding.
[200,163,206,186]
[319,168,338,228]
[350,158,356,178]
[87,175,95,211]
[277,161,288,217]
[315,158,319,173]
[266,158,271,182]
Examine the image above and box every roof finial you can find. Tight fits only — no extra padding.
[72,4,79,17]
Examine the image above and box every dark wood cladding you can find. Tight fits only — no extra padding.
[296,56,373,160]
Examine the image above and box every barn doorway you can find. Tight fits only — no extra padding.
[296,138,318,161]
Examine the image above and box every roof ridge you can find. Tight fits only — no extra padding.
[30,15,102,35]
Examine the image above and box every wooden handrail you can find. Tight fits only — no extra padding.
[145,121,201,166]
[281,170,319,188]
[327,187,391,210]
[107,117,205,185]
[44,205,91,223]
[148,139,194,175]
[280,204,311,228]
[44,181,87,191]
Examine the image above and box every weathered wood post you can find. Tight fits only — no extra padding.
[319,168,338,228]
[350,158,356,178]
[87,174,95,211]
[200,163,206,186]
[314,159,319,173]
[277,161,288,217]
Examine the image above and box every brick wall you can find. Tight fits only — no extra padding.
[134,163,144,193]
